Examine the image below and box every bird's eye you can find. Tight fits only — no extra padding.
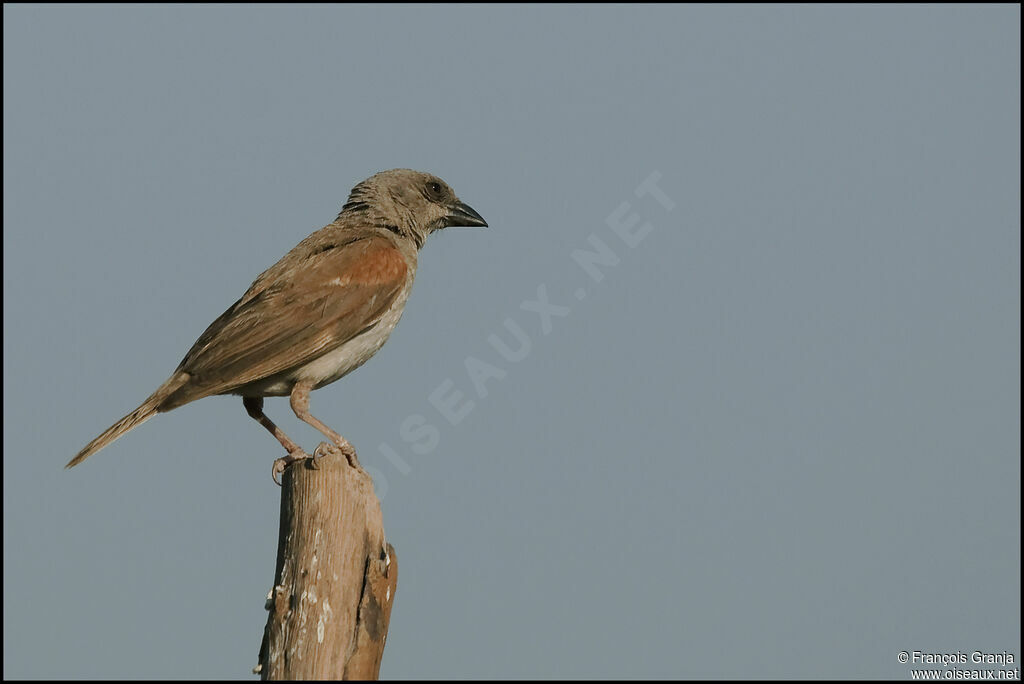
[427,182,442,197]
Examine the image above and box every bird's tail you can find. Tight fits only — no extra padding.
[66,372,191,469]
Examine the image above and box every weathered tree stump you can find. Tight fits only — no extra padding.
[256,446,397,680]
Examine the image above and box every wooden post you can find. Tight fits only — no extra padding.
[256,448,397,680]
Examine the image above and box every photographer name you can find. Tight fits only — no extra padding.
[912,651,1016,666]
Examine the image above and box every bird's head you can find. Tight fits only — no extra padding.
[340,169,487,247]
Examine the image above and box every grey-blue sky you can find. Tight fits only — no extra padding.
[3,4,1019,679]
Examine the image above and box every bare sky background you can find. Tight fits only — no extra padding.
[3,4,1020,679]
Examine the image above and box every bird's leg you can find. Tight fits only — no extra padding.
[289,381,361,469]
[243,396,309,484]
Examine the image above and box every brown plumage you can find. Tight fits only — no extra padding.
[68,169,487,475]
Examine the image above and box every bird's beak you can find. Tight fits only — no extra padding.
[446,201,488,228]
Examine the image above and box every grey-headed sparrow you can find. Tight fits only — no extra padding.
[68,169,487,479]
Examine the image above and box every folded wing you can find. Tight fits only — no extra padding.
[161,235,408,409]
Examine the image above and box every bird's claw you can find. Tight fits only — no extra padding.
[272,449,310,486]
[272,443,362,484]
[313,441,363,471]
[312,442,333,469]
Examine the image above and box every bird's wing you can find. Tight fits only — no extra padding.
[169,235,408,402]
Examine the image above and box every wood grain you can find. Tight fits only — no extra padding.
[257,449,397,680]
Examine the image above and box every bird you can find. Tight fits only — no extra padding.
[67,169,487,480]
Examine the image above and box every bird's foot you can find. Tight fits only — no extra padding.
[313,441,363,471]
[272,448,310,486]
